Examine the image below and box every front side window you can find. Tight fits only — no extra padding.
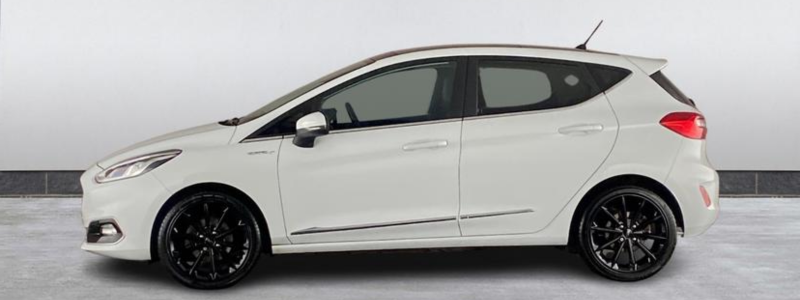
[321,61,457,129]
[475,59,597,115]
[249,59,461,138]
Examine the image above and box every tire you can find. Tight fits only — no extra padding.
[578,186,677,281]
[157,191,262,289]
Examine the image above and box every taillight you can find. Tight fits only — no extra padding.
[660,112,706,139]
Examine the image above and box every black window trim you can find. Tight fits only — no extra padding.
[650,70,694,107]
[464,55,604,118]
[244,56,469,141]
[585,62,633,94]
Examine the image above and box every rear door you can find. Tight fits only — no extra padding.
[458,56,619,236]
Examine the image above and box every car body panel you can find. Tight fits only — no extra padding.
[80,44,719,260]
[151,138,290,245]
[278,120,463,244]
[80,165,168,260]
[96,122,235,169]
[458,93,618,236]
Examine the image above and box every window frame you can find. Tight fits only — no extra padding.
[464,56,601,117]
[246,56,468,139]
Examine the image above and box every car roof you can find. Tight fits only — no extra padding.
[369,43,621,61]
[366,44,668,75]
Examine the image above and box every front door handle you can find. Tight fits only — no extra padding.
[558,124,604,136]
[402,140,449,151]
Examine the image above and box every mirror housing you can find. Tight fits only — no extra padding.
[293,112,329,148]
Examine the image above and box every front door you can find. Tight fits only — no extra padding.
[278,58,467,244]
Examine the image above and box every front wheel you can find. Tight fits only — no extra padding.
[578,187,677,281]
[157,192,262,289]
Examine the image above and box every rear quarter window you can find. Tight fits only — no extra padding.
[586,63,631,91]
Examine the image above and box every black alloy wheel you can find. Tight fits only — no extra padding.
[578,186,677,281]
[158,192,262,289]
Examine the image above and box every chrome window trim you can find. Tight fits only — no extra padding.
[328,118,461,135]
[460,209,534,220]
[240,136,283,143]
[291,215,457,236]
[242,118,463,143]
[464,92,604,121]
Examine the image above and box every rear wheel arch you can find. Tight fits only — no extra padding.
[568,174,684,250]
[150,182,272,261]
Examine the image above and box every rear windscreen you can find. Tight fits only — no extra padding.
[651,71,694,106]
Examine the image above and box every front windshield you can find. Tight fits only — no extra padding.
[235,58,374,125]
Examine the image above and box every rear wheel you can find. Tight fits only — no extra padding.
[157,192,262,289]
[578,186,677,281]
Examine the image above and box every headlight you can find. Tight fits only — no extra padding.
[95,150,181,183]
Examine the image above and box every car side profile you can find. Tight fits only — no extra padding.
[80,44,719,289]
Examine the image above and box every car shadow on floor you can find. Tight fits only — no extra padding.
[87,246,598,288]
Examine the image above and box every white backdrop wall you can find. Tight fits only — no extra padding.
[1,0,798,170]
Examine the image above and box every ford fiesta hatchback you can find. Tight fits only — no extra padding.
[81,44,719,289]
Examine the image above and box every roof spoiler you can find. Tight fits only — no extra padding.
[623,55,669,75]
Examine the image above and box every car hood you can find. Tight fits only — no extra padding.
[96,122,236,169]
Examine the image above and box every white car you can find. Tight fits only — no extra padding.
[81,44,719,289]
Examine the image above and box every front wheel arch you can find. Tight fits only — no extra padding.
[567,175,684,251]
[150,182,272,261]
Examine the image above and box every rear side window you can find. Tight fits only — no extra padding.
[586,63,631,91]
[650,71,694,106]
[475,59,598,115]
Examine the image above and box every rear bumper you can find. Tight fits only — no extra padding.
[665,154,719,237]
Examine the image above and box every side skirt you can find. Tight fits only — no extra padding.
[271,233,567,255]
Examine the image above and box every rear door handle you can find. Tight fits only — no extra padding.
[558,124,604,136]
[402,140,449,151]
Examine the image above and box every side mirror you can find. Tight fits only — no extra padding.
[293,112,329,148]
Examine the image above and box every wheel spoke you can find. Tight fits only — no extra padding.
[636,233,667,240]
[591,226,623,234]
[635,240,658,262]
[597,235,621,251]
[219,250,241,271]
[631,199,646,227]
[621,196,629,227]
[215,228,234,238]
[188,249,206,276]
[626,239,638,271]
[209,248,218,280]
[191,222,205,233]
[612,242,625,265]
[213,207,230,232]
[637,215,664,229]
[600,207,623,227]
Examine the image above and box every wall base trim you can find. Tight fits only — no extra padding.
[1,170,798,197]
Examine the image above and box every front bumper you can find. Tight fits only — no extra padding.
[80,165,170,261]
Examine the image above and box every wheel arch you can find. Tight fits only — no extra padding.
[149,182,272,261]
[567,174,684,249]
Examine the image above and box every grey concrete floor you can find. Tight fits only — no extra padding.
[0,198,798,299]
